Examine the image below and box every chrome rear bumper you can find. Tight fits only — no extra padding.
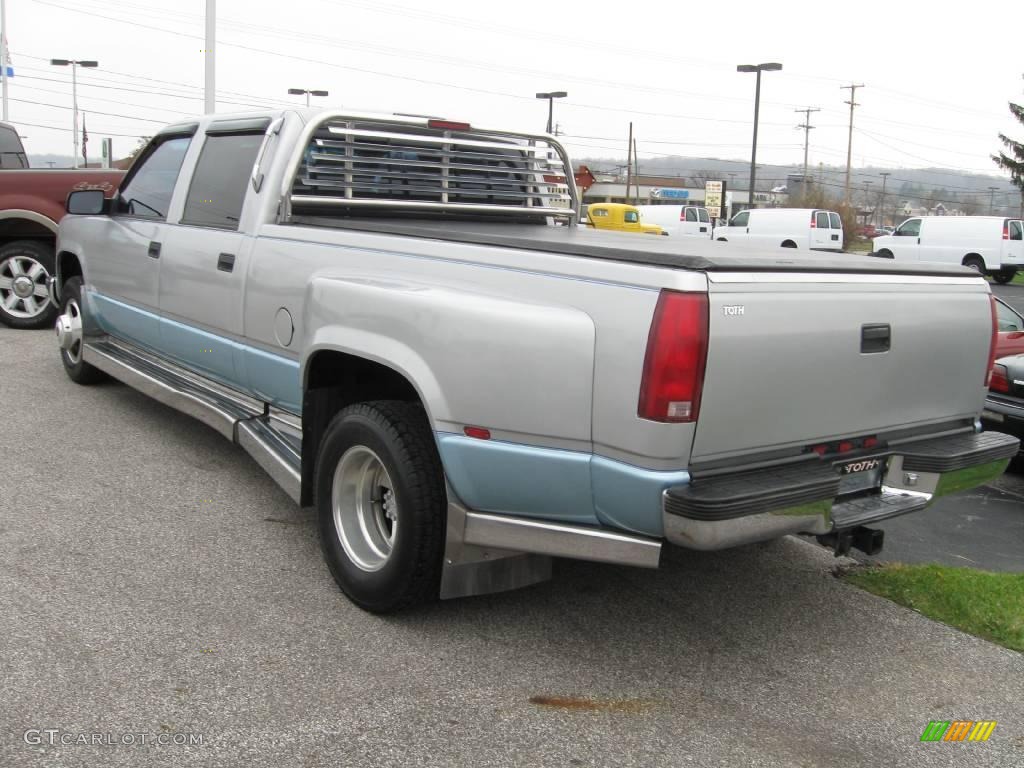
[662,431,1019,551]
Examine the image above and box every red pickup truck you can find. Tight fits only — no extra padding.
[1,120,124,329]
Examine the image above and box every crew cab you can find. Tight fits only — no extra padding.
[0,120,123,329]
[51,109,1019,612]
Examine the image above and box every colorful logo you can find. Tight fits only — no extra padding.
[920,721,997,742]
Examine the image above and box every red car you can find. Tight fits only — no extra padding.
[995,298,1024,358]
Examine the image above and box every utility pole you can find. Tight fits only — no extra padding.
[1,0,9,121]
[878,172,890,226]
[204,0,215,113]
[632,136,639,203]
[841,83,864,206]
[625,122,633,204]
[794,107,820,193]
[988,186,999,215]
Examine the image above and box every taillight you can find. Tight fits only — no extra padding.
[986,295,999,386]
[809,211,817,228]
[638,291,709,423]
[1003,222,1009,240]
[990,364,1010,393]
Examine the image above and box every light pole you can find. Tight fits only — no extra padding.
[288,88,329,107]
[737,63,782,210]
[878,172,890,226]
[535,91,567,134]
[51,58,97,168]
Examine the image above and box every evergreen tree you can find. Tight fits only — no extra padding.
[992,93,1024,204]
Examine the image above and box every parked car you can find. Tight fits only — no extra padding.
[585,202,665,235]
[52,108,1019,612]
[0,120,124,329]
[983,353,1024,468]
[995,298,1024,358]
[634,204,713,238]
[857,225,880,240]
[715,207,844,251]
[872,216,1022,284]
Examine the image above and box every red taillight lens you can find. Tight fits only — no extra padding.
[1003,222,1010,240]
[990,364,1010,393]
[809,211,816,228]
[986,296,999,386]
[638,290,709,423]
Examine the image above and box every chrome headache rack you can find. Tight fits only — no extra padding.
[282,113,578,222]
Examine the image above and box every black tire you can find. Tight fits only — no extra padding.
[314,400,446,613]
[0,239,58,330]
[993,269,1017,285]
[876,249,894,259]
[59,277,106,385]
[962,256,985,275]
[716,237,728,242]
[780,240,797,249]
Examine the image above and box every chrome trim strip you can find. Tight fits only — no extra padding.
[82,341,248,441]
[236,420,301,503]
[462,511,661,568]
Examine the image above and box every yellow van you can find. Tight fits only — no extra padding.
[584,203,666,235]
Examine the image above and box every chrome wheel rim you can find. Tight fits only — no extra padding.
[0,254,51,319]
[332,446,397,572]
[58,298,85,364]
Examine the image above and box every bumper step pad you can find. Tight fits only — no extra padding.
[899,431,1020,473]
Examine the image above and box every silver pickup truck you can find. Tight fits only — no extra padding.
[51,109,1019,612]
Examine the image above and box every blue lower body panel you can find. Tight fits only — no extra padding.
[437,434,689,536]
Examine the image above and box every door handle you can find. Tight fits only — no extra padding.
[917,237,921,245]
[147,241,161,259]
[217,253,236,273]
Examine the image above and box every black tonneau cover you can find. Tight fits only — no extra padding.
[289,217,977,278]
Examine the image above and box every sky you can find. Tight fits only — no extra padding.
[2,0,1022,201]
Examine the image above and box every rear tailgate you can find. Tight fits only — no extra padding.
[690,271,992,464]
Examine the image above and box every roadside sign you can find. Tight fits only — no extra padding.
[652,187,689,200]
[705,180,724,219]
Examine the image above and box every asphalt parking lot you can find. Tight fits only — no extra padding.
[2,326,1023,768]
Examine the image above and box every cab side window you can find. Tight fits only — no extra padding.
[115,136,192,219]
[624,211,639,224]
[182,132,265,229]
[896,219,921,237]
[730,211,749,227]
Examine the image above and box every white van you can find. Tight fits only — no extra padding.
[871,216,1023,283]
[715,208,843,251]
[635,205,713,238]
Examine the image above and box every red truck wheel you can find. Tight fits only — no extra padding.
[0,240,58,330]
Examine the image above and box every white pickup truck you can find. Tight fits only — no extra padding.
[51,109,1019,612]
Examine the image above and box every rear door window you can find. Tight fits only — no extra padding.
[815,211,829,228]
[182,132,265,229]
[684,208,698,222]
[698,208,710,223]
[829,212,841,229]
[1009,220,1023,241]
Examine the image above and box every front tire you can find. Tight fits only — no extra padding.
[315,400,446,613]
[57,277,106,385]
[0,240,58,329]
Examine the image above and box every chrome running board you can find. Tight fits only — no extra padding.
[83,339,301,502]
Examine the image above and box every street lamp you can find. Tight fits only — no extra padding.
[737,62,782,209]
[288,88,329,107]
[51,58,98,168]
[535,91,567,135]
